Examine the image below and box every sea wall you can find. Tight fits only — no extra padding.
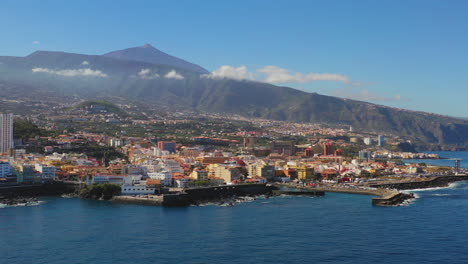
[112,184,271,207]
[184,184,271,204]
[0,182,78,199]
[370,175,468,190]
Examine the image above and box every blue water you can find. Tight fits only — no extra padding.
[2,182,468,264]
[404,151,468,168]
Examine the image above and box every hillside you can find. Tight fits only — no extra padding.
[0,47,467,148]
[70,100,128,116]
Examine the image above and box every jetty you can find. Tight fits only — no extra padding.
[276,183,413,206]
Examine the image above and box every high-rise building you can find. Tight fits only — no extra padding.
[158,141,176,153]
[0,113,14,153]
[271,141,295,156]
[359,150,371,160]
[377,135,385,147]
[243,137,256,148]
[323,142,335,156]
[364,137,372,145]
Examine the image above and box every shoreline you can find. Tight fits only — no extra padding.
[2,176,467,208]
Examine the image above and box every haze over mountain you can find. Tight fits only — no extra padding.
[0,44,467,149]
[103,44,208,74]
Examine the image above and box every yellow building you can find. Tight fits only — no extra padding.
[296,166,314,180]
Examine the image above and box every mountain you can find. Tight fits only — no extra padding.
[0,47,467,149]
[103,44,208,74]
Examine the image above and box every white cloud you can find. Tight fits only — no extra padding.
[164,70,184,80]
[32,67,108,77]
[257,65,350,84]
[332,88,410,102]
[201,65,254,80]
[32,41,40,45]
[202,65,353,85]
[137,68,160,79]
[81,61,90,65]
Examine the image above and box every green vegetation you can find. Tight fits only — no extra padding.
[13,119,45,139]
[63,142,126,165]
[79,184,121,200]
[72,100,128,117]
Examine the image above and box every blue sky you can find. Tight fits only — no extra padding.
[1,0,467,117]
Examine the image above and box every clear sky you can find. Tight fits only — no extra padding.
[1,0,467,117]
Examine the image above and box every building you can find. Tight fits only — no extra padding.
[335,149,344,156]
[121,184,155,195]
[157,141,176,153]
[359,150,371,160]
[377,135,385,147]
[243,137,256,148]
[35,164,56,180]
[196,156,229,165]
[190,169,208,181]
[122,165,143,175]
[271,141,295,156]
[0,161,12,178]
[0,113,14,154]
[148,171,172,186]
[213,165,241,184]
[323,143,335,156]
[296,166,314,180]
[162,159,183,174]
[247,163,275,180]
[364,138,372,145]
[173,176,191,188]
[88,175,128,185]
[109,138,127,148]
[121,177,155,195]
[16,164,38,183]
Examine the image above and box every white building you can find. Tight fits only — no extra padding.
[35,164,56,180]
[162,159,183,174]
[377,135,385,147]
[120,176,155,195]
[148,171,172,186]
[121,184,155,195]
[88,174,148,186]
[174,177,191,188]
[0,113,14,153]
[364,138,373,145]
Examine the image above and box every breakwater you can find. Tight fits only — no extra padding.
[370,175,468,190]
[277,183,414,206]
[372,192,415,206]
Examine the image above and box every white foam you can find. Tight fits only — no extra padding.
[0,200,44,209]
[402,181,466,192]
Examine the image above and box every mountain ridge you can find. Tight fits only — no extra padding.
[0,46,467,148]
[103,44,209,74]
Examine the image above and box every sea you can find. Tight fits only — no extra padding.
[403,151,468,168]
[1,152,467,264]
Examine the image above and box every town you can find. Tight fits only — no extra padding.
[0,101,465,206]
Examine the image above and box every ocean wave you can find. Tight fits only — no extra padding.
[0,200,45,209]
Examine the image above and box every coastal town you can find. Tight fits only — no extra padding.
[0,101,466,206]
